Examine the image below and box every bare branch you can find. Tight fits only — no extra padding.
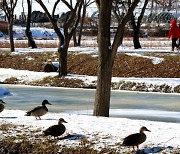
[61,0,73,10]
[52,0,61,17]
[112,0,140,55]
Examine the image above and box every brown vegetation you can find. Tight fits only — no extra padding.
[0,52,180,78]
[0,21,8,34]
[1,51,180,92]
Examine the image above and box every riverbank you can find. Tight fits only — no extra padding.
[1,51,180,93]
[1,67,180,93]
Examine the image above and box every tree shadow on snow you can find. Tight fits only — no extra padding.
[136,146,174,154]
[42,118,57,120]
[0,116,17,119]
[59,133,86,140]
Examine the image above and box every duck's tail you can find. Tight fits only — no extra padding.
[25,112,31,116]
[43,130,50,136]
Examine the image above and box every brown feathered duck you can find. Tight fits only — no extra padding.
[25,100,52,120]
[43,118,67,137]
[0,99,5,113]
[122,126,150,150]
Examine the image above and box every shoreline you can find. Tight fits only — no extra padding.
[0,82,180,95]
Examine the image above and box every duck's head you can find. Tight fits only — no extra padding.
[140,126,150,133]
[58,118,67,125]
[0,99,5,104]
[42,100,52,106]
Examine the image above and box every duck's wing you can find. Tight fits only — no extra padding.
[43,125,59,135]
[0,104,5,112]
[123,133,146,146]
[123,133,140,146]
[26,106,42,115]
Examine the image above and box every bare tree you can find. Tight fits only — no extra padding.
[25,0,37,48]
[130,0,149,49]
[35,0,83,76]
[93,0,140,117]
[112,0,129,45]
[2,0,18,52]
[112,0,149,49]
[76,0,94,46]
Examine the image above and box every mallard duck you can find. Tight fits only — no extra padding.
[0,99,5,113]
[122,126,150,150]
[25,100,52,120]
[43,118,67,137]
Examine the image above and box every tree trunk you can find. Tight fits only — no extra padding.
[58,47,68,76]
[25,0,37,48]
[35,0,82,77]
[94,61,113,116]
[77,4,86,46]
[119,30,124,45]
[9,19,15,52]
[133,28,141,49]
[131,0,148,49]
[73,31,78,47]
[93,0,140,117]
[93,0,113,117]
[131,15,141,49]
[58,29,70,76]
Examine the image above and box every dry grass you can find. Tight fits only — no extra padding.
[0,51,180,92]
[0,123,118,154]
[1,52,180,78]
[0,123,179,154]
[32,76,95,89]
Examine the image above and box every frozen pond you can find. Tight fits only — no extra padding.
[1,84,180,123]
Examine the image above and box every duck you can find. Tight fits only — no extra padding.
[0,99,5,113]
[25,100,52,120]
[43,118,67,137]
[122,126,150,150]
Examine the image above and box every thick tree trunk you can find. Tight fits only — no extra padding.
[93,0,113,117]
[58,47,68,77]
[58,29,70,76]
[94,61,113,116]
[25,0,37,48]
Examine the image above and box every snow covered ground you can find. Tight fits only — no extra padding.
[0,26,180,153]
[0,109,180,153]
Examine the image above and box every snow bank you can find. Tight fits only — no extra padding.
[0,68,57,83]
